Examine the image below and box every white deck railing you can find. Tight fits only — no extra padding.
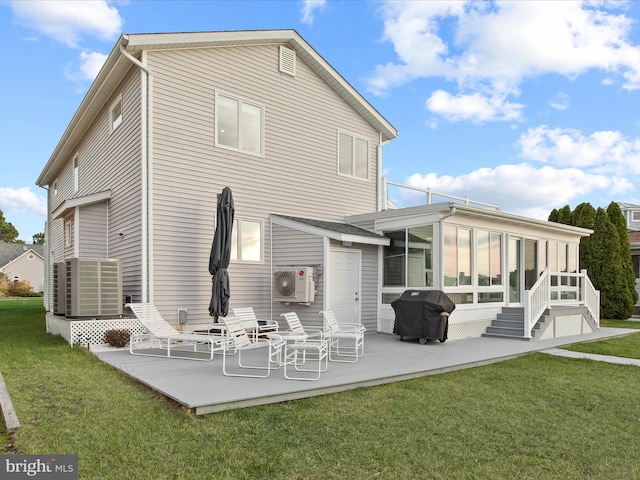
[383,179,500,210]
[524,269,600,337]
[523,269,550,339]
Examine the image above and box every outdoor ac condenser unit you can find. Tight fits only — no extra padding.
[65,258,123,318]
[273,266,315,303]
[53,262,66,315]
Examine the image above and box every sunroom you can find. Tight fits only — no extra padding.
[347,202,599,341]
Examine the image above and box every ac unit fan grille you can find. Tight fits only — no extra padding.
[274,270,296,297]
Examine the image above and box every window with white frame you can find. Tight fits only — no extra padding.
[633,211,640,221]
[231,219,262,262]
[65,221,72,247]
[111,96,123,131]
[215,91,264,156]
[338,131,369,179]
[53,180,58,196]
[73,156,79,192]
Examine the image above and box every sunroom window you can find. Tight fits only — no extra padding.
[215,92,264,156]
[383,225,434,287]
[444,225,471,286]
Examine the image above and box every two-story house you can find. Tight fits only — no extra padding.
[37,30,598,344]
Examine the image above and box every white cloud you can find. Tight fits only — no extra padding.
[370,0,640,121]
[0,187,47,216]
[404,163,618,219]
[549,93,570,111]
[65,51,109,82]
[426,89,524,123]
[300,0,327,25]
[11,0,122,48]
[517,126,640,175]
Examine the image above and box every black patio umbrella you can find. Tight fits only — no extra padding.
[208,187,235,320]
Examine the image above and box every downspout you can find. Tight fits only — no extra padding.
[377,133,392,212]
[119,44,152,303]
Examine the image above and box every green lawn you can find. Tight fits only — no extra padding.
[566,318,640,359]
[2,298,640,479]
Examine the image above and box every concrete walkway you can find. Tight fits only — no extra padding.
[541,348,640,366]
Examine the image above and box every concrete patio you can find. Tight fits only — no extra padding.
[95,327,636,415]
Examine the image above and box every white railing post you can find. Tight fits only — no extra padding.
[524,269,550,338]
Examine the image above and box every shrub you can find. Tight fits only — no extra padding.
[103,329,131,348]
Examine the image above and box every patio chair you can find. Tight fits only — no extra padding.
[319,310,366,363]
[280,312,328,381]
[221,315,285,378]
[232,307,279,342]
[127,303,223,361]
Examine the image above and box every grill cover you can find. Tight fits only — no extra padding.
[391,290,456,340]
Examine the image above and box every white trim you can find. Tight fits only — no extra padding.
[73,206,80,258]
[271,215,389,246]
[52,190,111,220]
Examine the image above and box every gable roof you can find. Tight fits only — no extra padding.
[0,242,44,269]
[36,29,398,187]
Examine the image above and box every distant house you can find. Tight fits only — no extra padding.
[0,242,44,292]
[618,202,640,313]
[36,30,598,344]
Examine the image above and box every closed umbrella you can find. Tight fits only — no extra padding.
[209,187,235,320]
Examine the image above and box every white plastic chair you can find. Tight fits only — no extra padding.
[232,307,279,342]
[319,310,365,363]
[221,315,284,378]
[280,312,328,381]
[127,303,223,361]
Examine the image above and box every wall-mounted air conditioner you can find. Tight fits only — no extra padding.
[66,258,123,318]
[273,266,315,303]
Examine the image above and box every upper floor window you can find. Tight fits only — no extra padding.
[338,131,369,179]
[65,221,72,247]
[231,218,262,262]
[73,156,79,193]
[53,180,58,196]
[633,211,640,221]
[111,96,123,131]
[215,91,264,156]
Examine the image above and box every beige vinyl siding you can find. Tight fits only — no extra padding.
[78,202,108,258]
[271,223,324,329]
[44,67,144,308]
[147,44,383,323]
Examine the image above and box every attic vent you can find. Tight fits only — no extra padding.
[279,46,296,76]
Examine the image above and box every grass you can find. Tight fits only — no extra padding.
[1,298,640,479]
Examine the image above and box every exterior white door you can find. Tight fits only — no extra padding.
[328,249,361,326]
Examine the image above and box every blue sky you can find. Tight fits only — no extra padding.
[2,0,640,242]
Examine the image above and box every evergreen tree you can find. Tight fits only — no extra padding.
[548,208,559,222]
[571,202,596,274]
[557,205,572,225]
[590,208,630,319]
[607,202,638,311]
[0,210,19,243]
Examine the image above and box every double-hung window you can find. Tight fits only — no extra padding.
[215,91,264,156]
[338,131,369,179]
